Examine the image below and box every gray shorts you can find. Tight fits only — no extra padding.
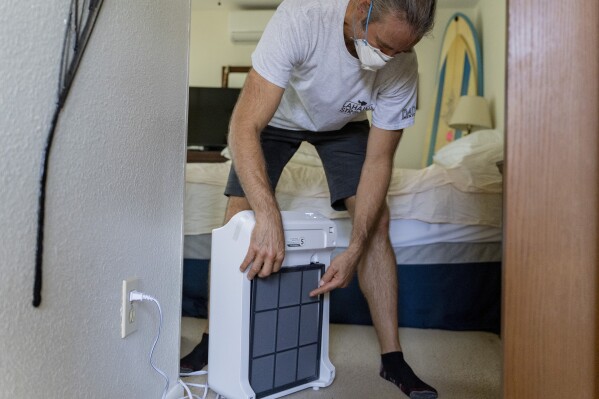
[225,120,370,211]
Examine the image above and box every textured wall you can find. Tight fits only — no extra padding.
[0,1,189,398]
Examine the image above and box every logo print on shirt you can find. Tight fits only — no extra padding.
[401,106,416,120]
[340,100,374,114]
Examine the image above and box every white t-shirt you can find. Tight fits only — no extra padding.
[251,0,418,132]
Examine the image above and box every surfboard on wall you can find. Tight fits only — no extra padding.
[422,13,484,167]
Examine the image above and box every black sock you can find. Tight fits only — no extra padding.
[180,333,209,373]
[380,352,438,399]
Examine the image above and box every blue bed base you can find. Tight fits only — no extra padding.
[183,259,501,335]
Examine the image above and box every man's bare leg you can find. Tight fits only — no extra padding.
[180,196,251,373]
[344,196,400,353]
[345,196,437,398]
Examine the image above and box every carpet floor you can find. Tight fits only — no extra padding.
[180,317,501,399]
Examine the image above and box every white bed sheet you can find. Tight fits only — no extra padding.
[184,161,503,236]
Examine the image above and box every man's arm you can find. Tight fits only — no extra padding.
[310,125,403,296]
[227,69,286,279]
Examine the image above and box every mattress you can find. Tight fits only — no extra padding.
[184,160,503,236]
[182,138,504,333]
[184,155,503,266]
[184,220,502,265]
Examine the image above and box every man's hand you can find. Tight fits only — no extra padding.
[240,217,285,279]
[309,250,360,297]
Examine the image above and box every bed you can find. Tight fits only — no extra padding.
[182,130,504,334]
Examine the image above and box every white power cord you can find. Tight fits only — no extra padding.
[178,370,209,399]
[178,370,225,399]
[129,290,224,399]
[129,290,170,399]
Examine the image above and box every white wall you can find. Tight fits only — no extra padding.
[399,1,506,168]
[397,7,476,168]
[0,1,189,398]
[474,0,506,133]
[189,8,257,87]
[189,1,506,168]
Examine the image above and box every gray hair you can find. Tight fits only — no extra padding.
[368,0,437,39]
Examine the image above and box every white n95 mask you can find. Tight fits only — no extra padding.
[353,2,393,71]
[354,39,393,71]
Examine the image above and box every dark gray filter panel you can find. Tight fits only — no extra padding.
[249,264,324,398]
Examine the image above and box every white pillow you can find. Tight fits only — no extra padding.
[221,142,323,167]
[433,129,503,168]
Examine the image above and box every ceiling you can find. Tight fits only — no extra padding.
[192,0,481,11]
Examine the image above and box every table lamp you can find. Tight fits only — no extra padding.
[449,95,493,134]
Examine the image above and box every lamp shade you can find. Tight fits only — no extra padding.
[449,95,493,133]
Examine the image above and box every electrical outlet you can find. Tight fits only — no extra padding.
[121,278,139,338]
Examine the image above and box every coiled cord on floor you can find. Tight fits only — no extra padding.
[179,370,223,399]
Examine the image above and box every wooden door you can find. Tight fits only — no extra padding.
[503,1,599,398]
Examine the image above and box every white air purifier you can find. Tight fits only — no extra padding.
[208,211,337,399]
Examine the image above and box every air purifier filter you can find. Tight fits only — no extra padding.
[208,211,336,399]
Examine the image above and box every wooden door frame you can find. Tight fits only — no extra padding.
[503,0,599,397]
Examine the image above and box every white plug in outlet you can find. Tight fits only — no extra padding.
[121,278,139,338]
